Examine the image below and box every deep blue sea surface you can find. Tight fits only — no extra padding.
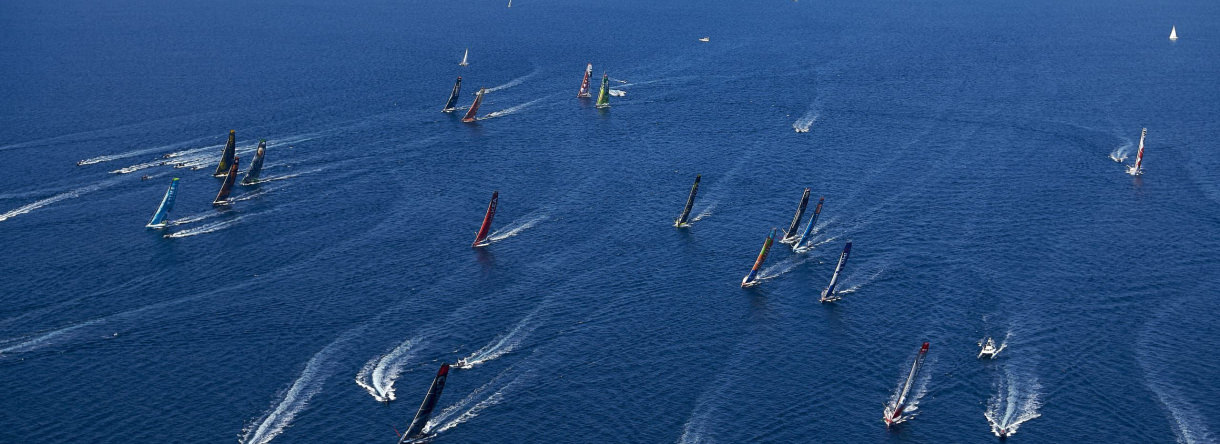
[2,0,1219,442]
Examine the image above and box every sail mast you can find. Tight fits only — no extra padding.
[462,88,485,122]
[794,197,824,249]
[399,364,451,443]
[442,76,463,112]
[741,228,776,287]
[472,191,499,247]
[459,48,469,66]
[888,342,930,425]
[820,241,852,302]
[674,174,701,227]
[212,130,236,177]
[213,157,239,206]
[595,73,610,108]
[146,177,180,228]
[1132,127,1147,174]
[1170,26,1178,41]
[781,188,811,243]
[242,141,266,185]
[578,63,593,98]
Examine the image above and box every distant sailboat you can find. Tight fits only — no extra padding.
[462,88,486,123]
[507,0,512,7]
[459,48,469,66]
[213,130,236,177]
[820,241,852,302]
[213,156,239,206]
[884,342,930,427]
[741,228,776,287]
[780,188,811,244]
[698,37,710,42]
[398,363,451,444]
[241,140,266,185]
[1169,26,1178,41]
[472,191,499,247]
[146,177,179,228]
[674,174,701,227]
[595,73,611,108]
[442,76,463,112]
[793,197,824,250]
[577,63,593,98]
[1128,128,1147,176]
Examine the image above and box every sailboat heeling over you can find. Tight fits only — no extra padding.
[399,363,451,443]
[887,342,930,426]
[577,63,593,98]
[472,191,499,247]
[146,177,179,228]
[462,88,485,123]
[442,76,463,112]
[820,241,852,302]
[595,73,610,108]
[213,156,239,206]
[212,130,237,177]
[794,197,824,248]
[781,188,811,243]
[741,228,776,287]
[241,141,266,185]
[674,174,701,227]
[1132,127,1147,175]
[459,48,469,66]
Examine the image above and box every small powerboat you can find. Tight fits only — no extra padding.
[978,337,1000,359]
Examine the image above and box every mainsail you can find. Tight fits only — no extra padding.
[674,174,701,227]
[442,76,463,112]
[577,63,593,98]
[241,140,266,185]
[595,73,610,108]
[462,88,486,123]
[1130,127,1147,175]
[1170,26,1178,41]
[781,188,811,243]
[472,191,499,247]
[793,197,824,249]
[399,363,451,443]
[459,48,469,66]
[212,130,237,177]
[213,156,239,206]
[886,342,930,426]
[146,177,180,228]
[820,241,852,302]
[741,228,776,287]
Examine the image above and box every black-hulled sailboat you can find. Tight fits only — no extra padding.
[398,363,451,444]
[213,157,239,206]
[674,174,701,227]
[780,188,811,244]
[241,140,266,185]
[462,88,486,123]
[213,130,237,177]
[442,76,462,112]
[819,241,852,302]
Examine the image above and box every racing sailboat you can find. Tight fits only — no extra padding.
[241,140,266,185]
[595,73,611,108]
[398,363,451,444]
[212,130,237,177]
[780,188,811,243]
[462,88,486,123]
[884,342,930,427]
[577,63,593,98]
[472,191,499,247]
[793,197,824,250]
[1128,128,1147,176]
[819,241,852,302]
[741,228,776,287]
[442,76,463,112]
[212,157,239,206]
[459,48,469,66]
[674,174,701,227]
[145,177,179,228]
[1170,26,1178,41]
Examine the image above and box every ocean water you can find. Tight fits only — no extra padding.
[2,0,1219,442]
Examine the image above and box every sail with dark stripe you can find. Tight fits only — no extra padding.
[399,363,451,443]
[577,63,593,98]
[885,342,930,427]
[595,73,610,108]
[212,156,239,206]
[741,228,776,287]
[241,141,266,185]
[674,174,701,227]
[213,130,236,177]
[781,188,811,243]
[793,197,824,249]
[820,241,852,302]
[442,76,463,112]
[146,177,179,228]
[472,191,498,247]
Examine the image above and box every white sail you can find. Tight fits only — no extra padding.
[1169,26,1178,41]
[459,49,469,66]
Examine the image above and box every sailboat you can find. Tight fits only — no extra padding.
[819,241,852,302]
[793,197,824,250]
[241,140,266,185]
[741,228,776,287]
[1170,26,1178,41]
[212,130,237,177]
[507,0,512,7]
[577,63,593,98]
[145,177,180,228]
[459,48,469,66]
[462,88,486,123]
[442,76,463,112]
[213,156,239,206]
[398,363,451,444]
[595,73,611,108]
[1128,128,1147,176]
[885,342,930,427]
[472,191,499,247]
[780,188,811,244]
[674,174,701,227]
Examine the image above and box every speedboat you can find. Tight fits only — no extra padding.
[978,337,999,359]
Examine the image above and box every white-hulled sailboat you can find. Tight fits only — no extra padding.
[1169,26,1178,41]
[459,48,469,66]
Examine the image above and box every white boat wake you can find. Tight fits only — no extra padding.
[355,337,420,403]
[885,359,932,425]
[240,330,358,444]
[793,110,819,133]
[984,367,1042,438]
[0,176,128,223]
[164,212,262,238]
[483,68,538,93]
[754,255,813,283]
[485,213,548,243]
[455,309,538,370]
[483,98,544,120]
[424,368,525,436]
[690,203,716,223]
[608,89,626,97]
[76,138,211,166]
[834,266,885,296]
[794,234,839,254]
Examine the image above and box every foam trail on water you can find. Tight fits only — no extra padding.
[1109,141,1132,163]
[690,203,716,223]
[483,98,544,120]
[425,369,524,436]
[240,330,358,444]
[165,212,262,238]
[0,176,127,223]
[793,110,819,133]
[247,167,327,185]
[483,68,538,93]
[456,309,539,370]
[984,367,1042,437]
[355,337,420,402]
[754,255,812,283]
[794,234,839,254]
[169,211,222,226]
[834,266,885,295]
[77,138,210,165]
[485,213,548,243]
